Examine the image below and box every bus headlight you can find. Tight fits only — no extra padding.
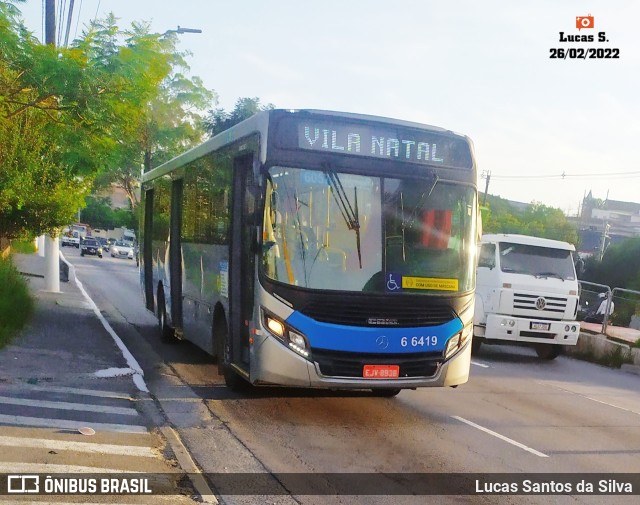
[262,309,311,359]
[444,324,472,359]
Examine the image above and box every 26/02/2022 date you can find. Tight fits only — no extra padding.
[550,47,620,59]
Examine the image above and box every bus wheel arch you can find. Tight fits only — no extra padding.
[212,303,227,365]
[157,283,176,343]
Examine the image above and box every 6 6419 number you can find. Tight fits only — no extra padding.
[400,336,438,347]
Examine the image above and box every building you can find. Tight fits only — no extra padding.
[575,191,640,257]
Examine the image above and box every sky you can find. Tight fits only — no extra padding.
[15,0,640,216]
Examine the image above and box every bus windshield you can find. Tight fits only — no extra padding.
[262,166,476,294]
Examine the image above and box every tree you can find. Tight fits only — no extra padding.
[481,195,578,244]
[203,97,274,137]
[1,5,211,238]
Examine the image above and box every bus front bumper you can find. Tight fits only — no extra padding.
[250,333,471,389]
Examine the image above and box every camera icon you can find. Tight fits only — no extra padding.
[7,475,39,493]
[576,15,594,30]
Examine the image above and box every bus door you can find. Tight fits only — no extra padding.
[170,179,183,330]
[229,154,257,370]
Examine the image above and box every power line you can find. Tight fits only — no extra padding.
[490,170,640,180]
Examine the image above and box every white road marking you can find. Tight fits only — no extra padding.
[60,252,149,393]
[452,415,549,458]
[0,395,139,416]
[0,414,148,434]
[540,382,640,416]
[471,360,490,368]
[0,435,156,457]
[5,384,134,400]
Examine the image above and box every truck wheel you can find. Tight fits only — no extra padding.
[471,336,483,354]
[535,344,561,360]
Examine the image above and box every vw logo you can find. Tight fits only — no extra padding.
[376,335,389,349]
[535,297,547,310]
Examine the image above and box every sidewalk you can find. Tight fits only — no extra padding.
[0,253,200,503]
[1,253,134,390]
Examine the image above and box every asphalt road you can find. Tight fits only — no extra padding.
[64,246,640,504]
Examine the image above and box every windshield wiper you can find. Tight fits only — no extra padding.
[403,173,439,232]
[323,166,362,269]
[535,272,565,281]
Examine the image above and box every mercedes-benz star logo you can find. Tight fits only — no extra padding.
[376,335,389,349]
[535,297,547,310]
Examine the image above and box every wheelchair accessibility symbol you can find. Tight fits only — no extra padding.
[386,273,402,291]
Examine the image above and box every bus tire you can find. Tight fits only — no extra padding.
[534,344,561,360]
[471,336,483,354]
[157,288,177,344]
[371,388,401,397]
[215,318,250,392]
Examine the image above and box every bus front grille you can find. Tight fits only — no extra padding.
[301,299,456,328]
[312,349,441,378]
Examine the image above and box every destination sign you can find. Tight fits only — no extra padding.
[297,121,472,169]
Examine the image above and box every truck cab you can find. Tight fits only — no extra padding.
[473,234,580,359]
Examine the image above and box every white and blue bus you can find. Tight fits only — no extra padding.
[140,109,478,396]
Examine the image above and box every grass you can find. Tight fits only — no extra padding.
[0,257,33,349]
[633,338,640,349]
[10,239,37,254]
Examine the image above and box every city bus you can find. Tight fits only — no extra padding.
[140,109,478,396]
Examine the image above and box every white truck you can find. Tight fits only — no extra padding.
[473,233,580,360]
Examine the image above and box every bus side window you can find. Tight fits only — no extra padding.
[478,243,496,269]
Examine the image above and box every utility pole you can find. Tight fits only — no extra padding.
[599,222,610,261]
[45,0,55,45]
[43,0,60,292]
[481,170,491,206]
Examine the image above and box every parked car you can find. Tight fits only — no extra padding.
[110,240,134,260]
[80,238,103,258]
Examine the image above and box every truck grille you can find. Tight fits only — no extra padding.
[513,292,567,318]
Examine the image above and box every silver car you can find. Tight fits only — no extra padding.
[110,240,134,260]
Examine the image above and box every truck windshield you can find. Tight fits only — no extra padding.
[261,166,476,294]
[498,242,576,280]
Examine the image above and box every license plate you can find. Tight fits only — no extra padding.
[531,322,550,331]
[363,365,400,379]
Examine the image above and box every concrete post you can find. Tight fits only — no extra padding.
[44,235,60,292]
[37,235,45,257]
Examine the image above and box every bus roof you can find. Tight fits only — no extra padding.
[142,109,474,183]
[481,233,576,251]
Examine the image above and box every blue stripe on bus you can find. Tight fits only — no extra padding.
[285,311,463,354]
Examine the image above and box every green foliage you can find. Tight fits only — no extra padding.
[80,196,135,231]
[1,6,214,237]
[584,237,640,290]
[10,239,35,254]
[0,256,33,349]
[480,195,578,244]
[204,97,274,137]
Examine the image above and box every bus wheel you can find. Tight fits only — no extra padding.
[471,336,483,354]
[371,388,401,397]
[157,290,177,344]
[215,319,250,392]
[535,344,561,360]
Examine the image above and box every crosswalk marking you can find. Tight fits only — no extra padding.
[3,384,134,400]
[0,414,148,434]
[0,435,157,457]
[0,395,139,416]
